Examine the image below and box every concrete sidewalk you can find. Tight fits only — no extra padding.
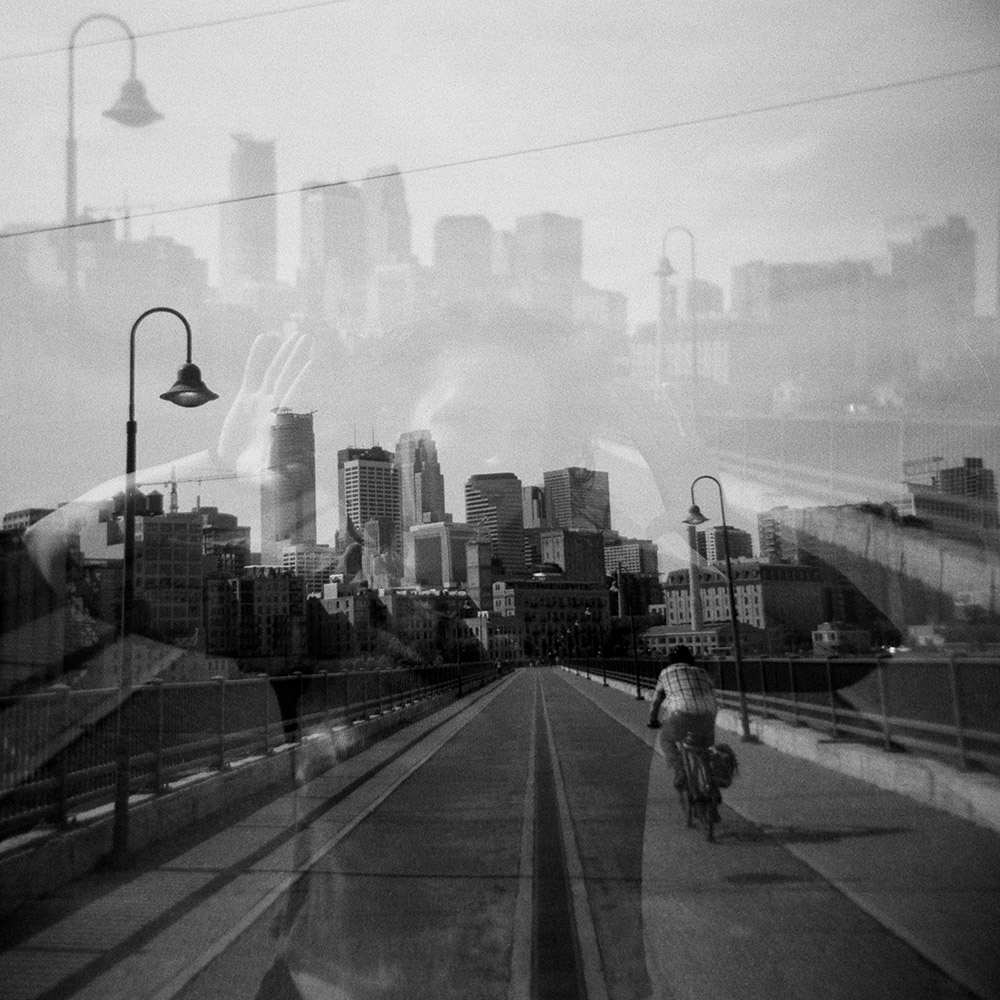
[0,679,510,1000]
[561,664,1000,834]
[558,667,1000,1000]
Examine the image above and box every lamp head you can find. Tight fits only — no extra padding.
[683,504,709,526]
[654,255,676,279]
[160,362,218,408]
[104,77,163,128]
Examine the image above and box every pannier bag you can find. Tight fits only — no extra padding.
[708,744,739,788]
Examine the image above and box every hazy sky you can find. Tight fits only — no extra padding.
[2,0,999,552]
[2,1,998,306]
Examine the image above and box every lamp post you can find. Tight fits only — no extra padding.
[682,475,754,741]
[113,307,217,860]
[585,605,607,687]
[612,564,643,700]
[661,227,698,385]
[66,14,162,299]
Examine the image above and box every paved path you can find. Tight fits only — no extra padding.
[0,668,997,999]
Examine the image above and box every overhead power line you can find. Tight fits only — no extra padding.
[2,59,997,243]
[0,0,355,63]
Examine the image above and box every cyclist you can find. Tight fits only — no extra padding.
[647,644,718,794]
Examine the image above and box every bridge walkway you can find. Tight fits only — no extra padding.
[0,668,997,1000]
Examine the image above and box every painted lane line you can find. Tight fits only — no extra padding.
[539,675,611,1000]
[508,675,537,1000]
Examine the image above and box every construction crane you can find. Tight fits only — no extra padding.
[136,468,251,513]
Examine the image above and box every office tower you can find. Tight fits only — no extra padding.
[337,446,400,533]
[433,215,494,304]
[281,543,336,594]
[757,507,804,565]
[540,529,605,584]
[898,456,1000,532]
[338,445,401,585]
[696,525,754,562]
[133,514,205,641]
[298,181,368,325]
[404,521,478,588]
[543,468,611,532]
[603,536,659,577]
[219,133,277,291]
[395,430,446,531]
[261,410,317,565]
[465,473,525,577]
[362,165,413,267]
[513,212,582,283]
[522,486,546,529]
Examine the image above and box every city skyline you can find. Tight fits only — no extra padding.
[2,0,999,576]
[0,2,997,313]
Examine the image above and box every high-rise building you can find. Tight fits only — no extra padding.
[896,456,1000,533]
[219,133,277,292]
[522,486,546,529]
[281,543,337,594]
[133,514,205,642]
[361,165,413,267]
[513,213,582,283]
[433,215,494,305]
[395,430,446,531]
[540,529,605,584]
[465,473,525,577]
[543,468,611,532]
[337,445,400,533]
[696,525,754,562]
[261,410,317,565]
[403,520,478,588]
[298,181,368,326]
[603,536,659,577]
[757,507,805,565]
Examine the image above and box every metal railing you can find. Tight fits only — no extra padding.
[564,654,1000,771]
[0,660,506,843]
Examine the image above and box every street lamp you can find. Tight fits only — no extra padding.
[66,14,163,298]
[585,605,607,687]
[611,565,643,700]
[113,307,217,860]
[454,597,476,698]
[683,474,754,741]
[661,227,698,385]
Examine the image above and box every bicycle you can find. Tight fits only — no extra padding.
[675,734,722,843]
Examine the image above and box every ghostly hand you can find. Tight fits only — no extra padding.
[215,329,314,477]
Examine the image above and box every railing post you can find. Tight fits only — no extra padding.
[296,671,304,737]
[53,685,70,829]
[151,678,165,793]
[758,658,768,718]
[788,657,800,726]
[825,656,838,737]
[876,656,892,751]
[321,670,329,723]
[946,655,968,769]
[344,672,352,725]
[261,675,271,756]
[213,675,227,770]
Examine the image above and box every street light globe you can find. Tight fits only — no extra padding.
[683,504,709,526]
[160,362,219,408]
[103,77,163,128]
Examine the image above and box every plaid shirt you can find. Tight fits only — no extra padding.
[654,663,717,716]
